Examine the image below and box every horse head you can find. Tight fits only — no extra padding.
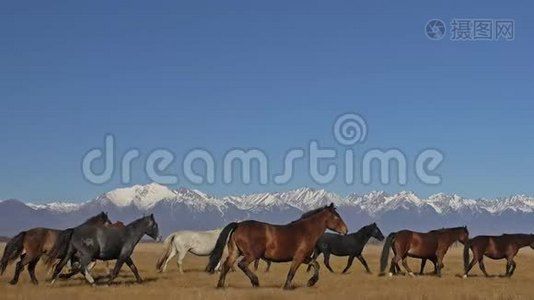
[370,222,385,241]
[144,214,159,240]
[324,203,348,235]
[457,226,469,244]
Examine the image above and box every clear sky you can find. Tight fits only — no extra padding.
[1,1,533,203]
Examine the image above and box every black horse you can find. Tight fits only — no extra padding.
[307,223,385,273]
[48,214,159,286]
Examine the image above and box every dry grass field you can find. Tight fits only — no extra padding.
[1,242,533,300]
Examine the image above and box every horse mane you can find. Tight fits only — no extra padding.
[128,216,146,226]
[348,223,375,236]
[290,206,327,223]
[82,212,106,224]
[429,226,467,233]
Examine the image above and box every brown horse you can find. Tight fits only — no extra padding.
[379,226,469,277]
[206,203,348,289]
[0,212,111,285]
[463,234,534,278]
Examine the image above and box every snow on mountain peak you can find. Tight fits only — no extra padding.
[27,201,81,213]
[13,184,534,216]
[102,183,176,210]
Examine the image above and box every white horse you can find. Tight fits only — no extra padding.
[156,228,225,273]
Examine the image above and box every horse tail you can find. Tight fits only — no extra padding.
[156,234,176,272]
[205,222,239,273]
[43,228,74,268]
[379,232,396,276]
[463,238,472,273]
[0,231,26,275]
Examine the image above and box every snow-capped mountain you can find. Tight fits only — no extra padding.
[94,183,226,212]
[223,188,345,212]
[1,183,533,236]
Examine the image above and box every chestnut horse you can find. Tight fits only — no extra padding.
[206,203,348,289]
[463,234,534,278]
[379,226,469,277]
[0,212,111,285]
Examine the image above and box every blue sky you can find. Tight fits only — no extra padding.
[1,1,533,203]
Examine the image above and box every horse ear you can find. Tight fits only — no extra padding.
[329,202,334,208]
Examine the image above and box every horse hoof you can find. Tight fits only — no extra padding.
[307,277,319,287]
[388,272,393,277]
[462,274,468,279]
[408,272,415,277]
[9,280,17,285]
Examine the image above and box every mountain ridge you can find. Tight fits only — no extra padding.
[1,183,533,236]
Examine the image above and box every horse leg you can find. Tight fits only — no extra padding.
[10,254,32,285]
[341,255,355,274]
[323,252,334,273]
[237,255,259,287]
[306,248,320,272]
[283,259,303,290]
[124,257,143,283]
[253,258,260,271]
[304,257,319,287]
[508,259,517,277]
[435,257,444,277]
[59,259,80,279]
[216,242,239,288]
[176,250,187,274]
[87,260,96,272]
[463,248,480,278]
[356,255,371,274]
[27,257,40,285]
[107,258,125,285]
[50,247,76,285]
[265,259,271,272]
[401,256,415,277]
[505,254,517,277]
[478,258,490,277]
[161,246,177,273]
[105,261,112,276]
[389,253,402,276]
[79,255,96,286]
[432,258,439,275]
[419,258,427,275]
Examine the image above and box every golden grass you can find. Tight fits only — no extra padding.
[1,242,533,300]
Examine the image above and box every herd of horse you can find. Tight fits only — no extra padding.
[1,203,533,289]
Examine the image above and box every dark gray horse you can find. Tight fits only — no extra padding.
[48,214,159,286]
[307,223,385,273]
